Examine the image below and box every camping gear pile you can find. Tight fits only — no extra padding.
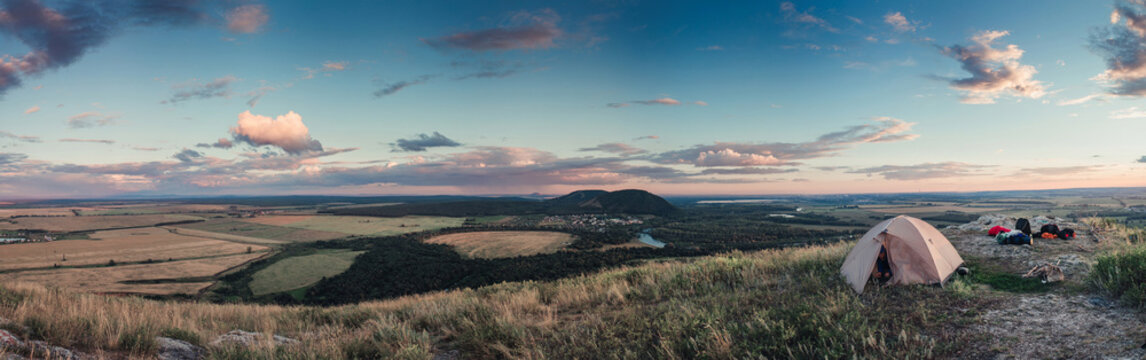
[841,215,965,293]
[991,217,1075,245]
[956,214,1068,233]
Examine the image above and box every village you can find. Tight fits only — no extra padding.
[540,214,644,232]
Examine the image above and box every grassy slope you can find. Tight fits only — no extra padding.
[0,241,985,359]
[248,249,365,296]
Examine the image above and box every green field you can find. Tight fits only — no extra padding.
[254,215,465,236]
[248,249,365,296]
[175,219,347,242]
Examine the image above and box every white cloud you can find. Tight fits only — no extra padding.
[883,12,916,32]
[941,30,1046,104]
[1110,106,1146,119]
[230,111,323,154]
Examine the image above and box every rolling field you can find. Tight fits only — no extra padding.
[0,253,264,295]
[0,227,268,270]
[860,204,1003,214]
[425,231,575,259]
[248,249,364,296]
[174,218,347,242]
[0,208,92,218]
[0,214,202,232]
[242,215,465,236]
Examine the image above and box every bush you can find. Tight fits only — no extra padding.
[159,327,202,346]
[1091,244,1146,308]
[117,326,158,355]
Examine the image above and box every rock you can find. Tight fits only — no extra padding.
[432,350,461,360]
[1087,297,1114,308]
[25,340,87,360]
[157,337,205,360]
[953,214,1016,232]
[0,329,22,349]
[210,330,298,348]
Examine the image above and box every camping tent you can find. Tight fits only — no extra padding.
[840,215,964,294]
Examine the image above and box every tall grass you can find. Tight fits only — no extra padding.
[1091,244,1146,308]
[0,242,985,359]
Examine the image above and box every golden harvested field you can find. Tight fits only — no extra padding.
[78,204,240,216]
[425,231,574,259]
[176,218,347,242]
[242,215,465,236]
[0,214,202,232]
[0,208,87,218]
[243,215,316,226]
[165,227,288,245]
[0,227,267,270]
[0,253,263,295]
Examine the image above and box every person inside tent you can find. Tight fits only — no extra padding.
[871,246,893,283]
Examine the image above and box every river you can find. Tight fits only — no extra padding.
[637,229,665,248]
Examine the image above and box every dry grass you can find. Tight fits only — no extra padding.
[164,227,287,246]
[0,253,263,295]
[175,219,346,243]
[0,241,984,359]
[0,227,268,270]
[244,215,466,236]
[425,231,574,259]
[0,215,201,232]
[241,215,315,227]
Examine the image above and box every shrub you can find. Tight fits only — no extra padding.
[160,327,202,346]
[1091,244,1146,308]
[117,326,158,355]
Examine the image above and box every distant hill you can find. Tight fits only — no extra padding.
[568,189,678,216]
[329,189,677,217]
[546,190,610,207]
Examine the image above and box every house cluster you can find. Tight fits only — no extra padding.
[543,214,643,230]
[0,231,52,245]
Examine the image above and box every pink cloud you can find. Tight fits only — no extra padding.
[424,9,561,51]
[59,138,114,144]
[66,111,119,128]
[941,30,1045,104]
[23,105,39,114]
[225,4,269,34]
[695,149,783,166]
[230,111,322,154]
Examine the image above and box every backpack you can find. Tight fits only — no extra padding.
[1015,218,1032,235]
[1059,228,1075,239]
[1039,224,1060,237]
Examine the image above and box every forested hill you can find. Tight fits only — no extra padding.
[327,189,678,217]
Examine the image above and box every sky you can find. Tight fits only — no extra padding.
[1,0,1146,198]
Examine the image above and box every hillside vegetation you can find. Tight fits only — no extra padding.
[0,241,983,359]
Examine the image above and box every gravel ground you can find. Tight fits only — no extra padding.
[943,216,1146,359]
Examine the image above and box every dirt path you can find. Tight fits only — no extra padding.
[944,217,1146,359]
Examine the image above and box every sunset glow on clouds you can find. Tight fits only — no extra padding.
[1,0,1145,198]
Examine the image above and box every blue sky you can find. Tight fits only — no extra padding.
[1,0,1145,198]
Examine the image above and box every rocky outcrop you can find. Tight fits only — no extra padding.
[157,337,205,360]
[209,330,298,348]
